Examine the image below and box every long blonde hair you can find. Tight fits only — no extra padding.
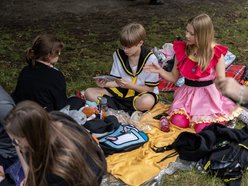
[5,101,106,186]
[186,14,215,70]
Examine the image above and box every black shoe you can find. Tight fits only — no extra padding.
[149,0,164,5]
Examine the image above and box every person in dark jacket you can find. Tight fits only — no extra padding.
[11,34,67,111]
[0,85,17,185]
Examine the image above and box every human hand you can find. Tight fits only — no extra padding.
[116,78,130,89]
[215,77,241,101]
[144,63,162,74]
[0,166,4,182]
[96,79,107,88]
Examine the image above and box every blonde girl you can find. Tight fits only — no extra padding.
[145,14,241,132]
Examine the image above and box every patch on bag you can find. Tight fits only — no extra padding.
[99,124,149,156]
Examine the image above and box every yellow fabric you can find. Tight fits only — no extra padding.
[106,102,194,186]
[109,87,124,97]
[126,76,137,98]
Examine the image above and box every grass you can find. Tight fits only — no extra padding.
[0,1,248,185]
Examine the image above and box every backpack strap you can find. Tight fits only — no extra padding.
[157,151,178,163]
[151,145,178,163]
[151,144,173,153]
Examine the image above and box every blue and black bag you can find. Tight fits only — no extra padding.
[99,124,149,156]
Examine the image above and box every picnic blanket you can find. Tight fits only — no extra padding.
[106,103,194,186]
[225,64,246,84]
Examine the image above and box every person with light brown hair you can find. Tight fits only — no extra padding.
[4,100,106,186]
[85,23,159,115]
[145,13,241,132]
[11,34,67,111]
[12,34,85,112]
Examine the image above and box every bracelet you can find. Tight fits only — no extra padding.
[238,85,245,105]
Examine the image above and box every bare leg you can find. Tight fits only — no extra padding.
[84,87,112,102]
[134,93,155,111]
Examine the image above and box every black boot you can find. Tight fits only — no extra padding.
[149,0,164,5]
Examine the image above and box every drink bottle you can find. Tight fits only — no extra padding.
[98,96,108,119]
[160,116,170,132]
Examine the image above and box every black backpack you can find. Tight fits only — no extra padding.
[152,124,248,186]
[201,138,248,186]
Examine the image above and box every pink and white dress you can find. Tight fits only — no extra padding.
[168,41,242,130]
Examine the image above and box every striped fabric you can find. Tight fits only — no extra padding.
[225,64,246,84]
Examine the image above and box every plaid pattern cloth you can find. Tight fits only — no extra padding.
[158,79,177,92]
[225,64,246,83]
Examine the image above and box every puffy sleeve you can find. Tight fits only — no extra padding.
[173,41,228,80]
[173,40,187,63]
[110,51,121,78]
[207,45,228,69]
[144,54,160,87]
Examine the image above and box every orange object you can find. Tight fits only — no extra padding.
[81,107,96,117]
[92,135,99,144]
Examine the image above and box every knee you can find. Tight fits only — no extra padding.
[194,123,211,133]
[84,88,92,99]
[170,114,190,128]
[135,94,155,111]
[84,88,99,101]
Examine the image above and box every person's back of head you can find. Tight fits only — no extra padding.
[49,111,107,186]
[119,23,146,48]
[5,101,106,186]
[26,34,64,66]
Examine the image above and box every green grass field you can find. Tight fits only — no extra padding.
[0,1,248,185]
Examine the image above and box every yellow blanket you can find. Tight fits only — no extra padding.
[106,103,194,186]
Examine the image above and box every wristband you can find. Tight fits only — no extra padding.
[238,85,245,105]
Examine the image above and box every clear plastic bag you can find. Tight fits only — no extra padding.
[106,108,131,124]
[164,157,196,175]
[60,105,87,125]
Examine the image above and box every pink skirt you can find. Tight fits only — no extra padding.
[168,83,241,127]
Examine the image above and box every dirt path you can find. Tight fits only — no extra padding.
[0,0,135,23]
[1,0,247,65]
[0,0,246,25]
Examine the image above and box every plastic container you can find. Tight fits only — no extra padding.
[98,96,108,119]
[99,97,108,112]
[153,47,167,67]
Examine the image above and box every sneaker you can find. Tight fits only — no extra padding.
[238,109,248,125]
[226,118,236,129]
